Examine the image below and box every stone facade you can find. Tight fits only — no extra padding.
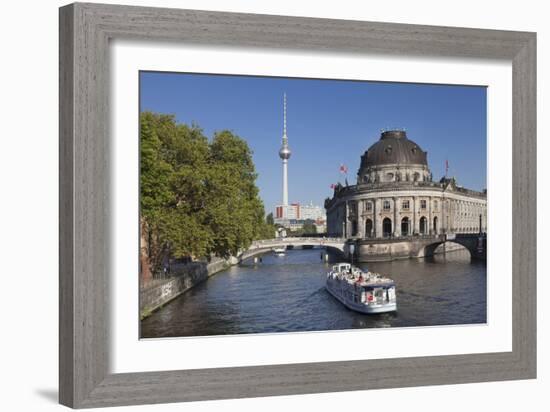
[326,183,487,238]
[325,130,486,259]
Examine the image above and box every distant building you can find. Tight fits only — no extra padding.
[275,202,325,220]
[300,202,325,221]
[274,203,327,232]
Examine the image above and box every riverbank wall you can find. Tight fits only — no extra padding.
[140,256,238,319]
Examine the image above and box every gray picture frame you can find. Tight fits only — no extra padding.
[59,2,536,408]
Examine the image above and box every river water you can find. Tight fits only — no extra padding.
[140,248,486,338]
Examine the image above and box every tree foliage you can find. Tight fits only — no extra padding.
[140,112,273,274]
[289,220,318,236]
[302,220,318,234]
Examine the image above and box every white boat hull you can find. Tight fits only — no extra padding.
[272,247,286,256]
[326,279,397,314]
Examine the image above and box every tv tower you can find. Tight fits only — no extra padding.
[279,93,292,213]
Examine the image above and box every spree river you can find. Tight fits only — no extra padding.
[140,248,486,338]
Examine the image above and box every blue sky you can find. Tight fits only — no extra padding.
[140,72,486,216]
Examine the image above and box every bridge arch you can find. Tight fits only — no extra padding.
[238,238,346,263]
[416,235,485,260]
[418,240,470,259]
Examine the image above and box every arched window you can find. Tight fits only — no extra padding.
[401,217,410,236]
[351,220,358,237]
[383,218,392,238]
[419,216,427,235]
[433,216,438,234]
[365,219,373,238]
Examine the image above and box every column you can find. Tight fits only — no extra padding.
[345,201,350,238]
[373,198,377,238]
[441,196,446,233]
[358,200,364,238]
[412,196,418,235]
[341,204,346,238]
[428,196,432,235]
[393,196,398,237]
[376,198,383,238]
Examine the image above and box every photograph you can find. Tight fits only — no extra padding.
[138,72,487,338]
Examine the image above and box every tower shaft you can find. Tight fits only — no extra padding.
[282,159,288,206]
[278,93,292,214]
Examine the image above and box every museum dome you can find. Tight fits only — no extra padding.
[360,130,428,168]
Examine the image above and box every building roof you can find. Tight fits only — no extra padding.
[360,130,428,168]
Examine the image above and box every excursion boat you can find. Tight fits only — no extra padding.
[326,263,397,314]
[272,247,286,256]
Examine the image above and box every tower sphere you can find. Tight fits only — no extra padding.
[279,145,292,160]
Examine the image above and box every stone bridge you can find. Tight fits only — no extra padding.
[353,233,487,262]
[419,233,486,260]
[239,237,346,262]
[240,233,486,263]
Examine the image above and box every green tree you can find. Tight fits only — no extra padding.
[302,220,318,235]
[289,220,317,236]
[164,121,212,258]
[140,113,175,272]
[206,130,267,257]
[140,112,272,274]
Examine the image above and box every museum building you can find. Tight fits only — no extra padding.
[325,130,487,242]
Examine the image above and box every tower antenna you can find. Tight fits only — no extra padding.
[283,92,287,139]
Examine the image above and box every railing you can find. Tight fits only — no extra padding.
[144,260,205,284]
[354,234,443,244]
[250,237,345,247]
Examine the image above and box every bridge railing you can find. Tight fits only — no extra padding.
[249,237,345,247]
[356,234,443,243]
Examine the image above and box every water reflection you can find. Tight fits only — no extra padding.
[140,248,486,338]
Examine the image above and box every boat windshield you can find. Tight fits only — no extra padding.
[333,263,351,272]
[364,284,395,291]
